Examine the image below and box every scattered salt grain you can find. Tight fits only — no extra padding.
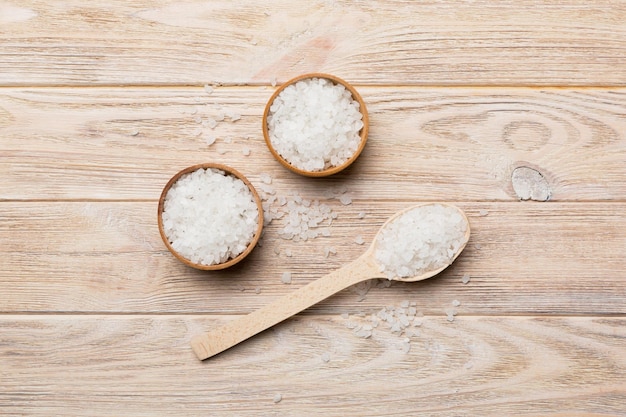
[260,173,273,184]
[405,329,420,338]
[271,77,277,87]
[354,325,373,339]
[462,274,471,284]
[161,168,259,266]
[273,394,282,404]
[266,77,364,172]
[242,147,251,156]
[357,211,366,219]
[375,204,468,279]
[339,194,352,205]
[321,353,331,363]
[479,209,489,217]
[225,111,241,122]
[452,299,461,307]
[354,235,365,245]
[207,118,218,129]
[130,129,140,136]
[401,339,412,354]
[254,287,262,294]
[474,243,482,250]
[281,272,292,284]
[285,249,292,257]
[445,308,457,322]
[203,84,214,94]
[204,133,216,146]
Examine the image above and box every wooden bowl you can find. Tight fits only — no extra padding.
[262,73,369,177]
[157,163,264,270]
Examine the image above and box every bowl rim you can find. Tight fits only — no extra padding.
[262,72,369,177]
[157,162,264,270]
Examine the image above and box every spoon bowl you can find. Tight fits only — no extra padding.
[191,203,470,360]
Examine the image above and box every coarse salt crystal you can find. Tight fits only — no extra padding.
[207,118,218,129]
[204,133,216,146]
[339,194,352,205]
[260,173,273,184]
[281,272,292,284]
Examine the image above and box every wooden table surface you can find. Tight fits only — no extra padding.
[1,1,625,415]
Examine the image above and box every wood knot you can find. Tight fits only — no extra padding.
[511,166,552,201]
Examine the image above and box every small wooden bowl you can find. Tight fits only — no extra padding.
[262,73,369,177]
[157,163,264,270]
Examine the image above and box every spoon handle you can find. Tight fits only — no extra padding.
[191,255,381,360]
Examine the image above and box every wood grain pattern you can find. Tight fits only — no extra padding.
[1,0,625,86]
[1,316,624,416]
[1,87,624,201]
[1,0,625,414]
[1,201,624,315]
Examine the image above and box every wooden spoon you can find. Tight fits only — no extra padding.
[191,203,470,361]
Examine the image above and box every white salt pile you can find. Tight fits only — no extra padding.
[375,204,468,279]
[341,301,424,351]
[267,77,364,171]
[161,168,259,266]
[257,179,338,243]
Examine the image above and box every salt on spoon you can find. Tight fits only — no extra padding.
[191,203,470,360]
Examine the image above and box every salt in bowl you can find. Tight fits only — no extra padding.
[157,163,264,270]
[262,73,369,177]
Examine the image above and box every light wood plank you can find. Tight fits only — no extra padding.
[1,201,624,315]
[1,1,625,86]
[1,315,624,416]
[1,87,625,201]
